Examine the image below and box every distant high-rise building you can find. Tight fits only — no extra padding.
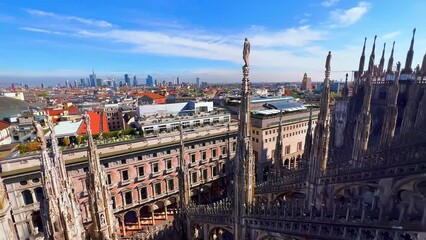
[124,74,131,86]
[146,75,154,86]
[65,80,69,88]
[176,77,180,85]
[154,79,158,86]
[89,69,96,87]
[133,75,138,86]
[41,83,44,89]
[74,80,78,88]
[80,78,86,87]
[96,78,103,87]
[300,73,312,91]
[196,77,200,89]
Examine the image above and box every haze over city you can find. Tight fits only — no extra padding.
[0,0,425,85]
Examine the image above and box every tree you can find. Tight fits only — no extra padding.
[63,137,70,146]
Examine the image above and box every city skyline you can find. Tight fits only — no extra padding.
[0,0,425,85]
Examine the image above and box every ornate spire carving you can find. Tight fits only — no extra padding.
[307,51,331,206]
[234,38,255,240]
[83,113,118,240]
[351,38,375,163]
[386,41,395,74]
[379,62,401,148]
[403,28,416,74]
[274,111,284,176]
[354,37,367,93]
[378,42,386,77]
[301,108,313,167]
[178,122,191,240]
[34,122,85,240]
[367,35,377,74]
[342,73,349,100]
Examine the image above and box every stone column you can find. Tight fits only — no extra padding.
[151,210,155,225]
[137,214,141,230]
[30,190,36,204]
[164,204,168,220]
[121,218,126,237]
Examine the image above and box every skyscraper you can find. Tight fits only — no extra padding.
[146,75,153,86]
[133,75,138,86]
[196,77,200,89]
[89,69,96,87]
[176,77,180,85]
[124,74,131,86]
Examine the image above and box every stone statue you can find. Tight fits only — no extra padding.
[325,51,331,71]
[243,38,250,66]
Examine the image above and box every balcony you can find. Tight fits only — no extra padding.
[149,172,161,179]
[118,179,131,187]
[163,168,175,175]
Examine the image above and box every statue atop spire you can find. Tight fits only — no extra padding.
[403,28,416,74]
[243,38,250,67]
[83,113,118,240]
[342,73,349,100]
[387,41,395,74]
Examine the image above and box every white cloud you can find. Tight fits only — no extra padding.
[20,27,65,35]
[26,9,113,28]
[322,0,340,7]
[382,31,401,40]
[330,2,371,27]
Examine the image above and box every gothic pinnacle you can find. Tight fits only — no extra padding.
[358,37,367,76]
[404,28,416,74]
[368,35,377,74]
[378,42,386,75]
[387,41,395,73]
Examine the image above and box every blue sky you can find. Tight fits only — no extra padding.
[0,0,425,85]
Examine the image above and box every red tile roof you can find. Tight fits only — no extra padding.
[131,92,166,100]
[0,120,11,131]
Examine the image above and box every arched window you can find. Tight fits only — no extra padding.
[22,190,34,205]
[35,187,44,202]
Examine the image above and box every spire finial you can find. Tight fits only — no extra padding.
[368,35,377,74]
[358,37,367,77]
[387,41,395,73]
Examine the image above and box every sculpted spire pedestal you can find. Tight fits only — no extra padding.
[83,113,118,240]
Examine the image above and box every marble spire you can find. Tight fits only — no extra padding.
[351,38,375,163]
[178,122,191,240]
[379,62,401,148]
[378,43,386,76]
[234,38,255,240]
[386,41,395,74]
[342,73,349,100]
[83,113,118,240]
[34,121,85,240]
[301,107,313,167]
[354,37,367,93]
[308,51,331,185]
[274,110,284,176]
[403,28,416,74]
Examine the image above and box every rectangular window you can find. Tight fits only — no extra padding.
[152,163,159,173]
[202,169,208,180]
[221,146,226,155]
[285,145,291,155]
[166,159,172,169]
[154,183,161,195]
[202,151,207,160]
[125,192,132,205]
[140,187,148,199]
[232,142,236,152]
[191,154,196,163]
[107,174,112,185]
[166,150,171,154]
[222,163,226,174]
[298,142,303,151]
[121,159,127,164]
[168,179,174,191]
[121,170,129,181]
[212,165,218,176]
[192,172,197,183]
[111,196,116,209]
[212,149,217,158]
[138,166,145,176]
